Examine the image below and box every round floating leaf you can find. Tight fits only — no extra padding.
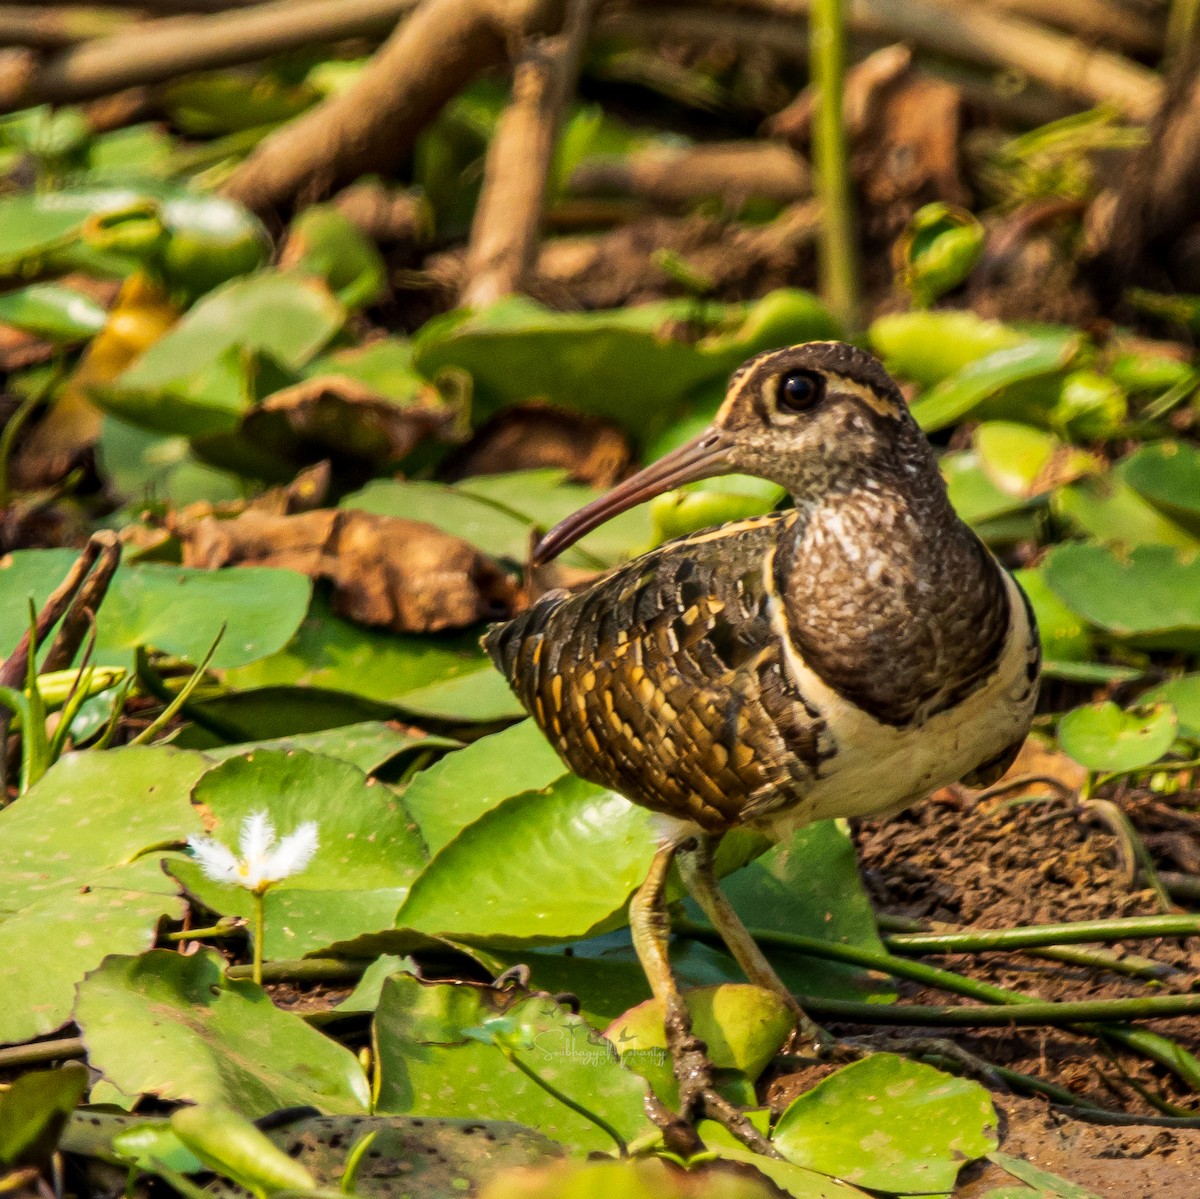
[397,776,656,946]
[606,984,793,1105]
[716,821,896,1003]
[0,549,312,671]
[222,593,517,722]
[199,721,458,776]
[173,750,427,958]
[412,291,838,428]
[870,310,1025,388]
[75,950,369,1115]
[0,746,207,910]
[374,975,652,1153]
[402,720,568,853]
[699,1143,872,1198]
[974,422,1096,497]
[1013,567,1092,664]
[942,451,1036,526]
[1123,440,1200,534]
[478,1158,783,1199]
[1142,673,1200,740]
[772,1054,998,1193]
[1051,470,1200,551]
[0,1065,88,1170]
[909,334,1080,432]
[1042,543,1200,649]
[1057,702,1177,773]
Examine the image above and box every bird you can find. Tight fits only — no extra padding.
[484,341,1040,1153]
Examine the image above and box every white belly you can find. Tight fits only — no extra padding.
[762,569,1037,839]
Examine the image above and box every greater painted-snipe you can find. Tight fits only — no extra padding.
[486,341,1040,1152]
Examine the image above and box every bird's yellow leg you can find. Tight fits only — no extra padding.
[676,834,832,1053]
[629,840,779,1158]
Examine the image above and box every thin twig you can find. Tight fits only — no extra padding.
[0,1037,85,1070]
[40,536,121,674]
[462,0,599,307]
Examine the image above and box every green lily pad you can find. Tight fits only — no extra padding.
[476,1157,787,1199]
[909,333,1080,432]
[1142,673,1200,740]
[942,451,1037,527]
[373,974,653,1153]
[870,310,1026,388]
[715,821,896,1003]
[1123,440,1200,535]
[607,984,793,1106]
[1057,701,1177,773]
[285,204,386,310]
[345,469,651,569]
[397,775,656,946]
[0,549,311,671]
[771,1054,998,1193]
[102,269,344,436]
[0,283,106,342]
[75,949,369,1115]
[1051,469,1200,551]
[198,721,458,776]
[402,719,568,853]
[1042,543,1200,650]
[412,290,839,429]
[0,746,208,1044]
[974,422,1096,496]
[172,750,427,958]
[0,1066,88,1169]
[1013,567,1092,663]
[1050,368,1126,440]
[222,593,518,721]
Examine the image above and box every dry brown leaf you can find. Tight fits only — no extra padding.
[439,401,631,488]
[181,508,518,634]
[239,375,460,469]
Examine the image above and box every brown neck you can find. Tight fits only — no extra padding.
[772,477,1011,728]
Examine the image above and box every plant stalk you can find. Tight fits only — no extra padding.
[809,0,860,329]
[885,914,1200,953]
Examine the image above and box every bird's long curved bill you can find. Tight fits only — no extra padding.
[532,429,733,565]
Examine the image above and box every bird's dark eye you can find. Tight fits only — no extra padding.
[776,370,824,413]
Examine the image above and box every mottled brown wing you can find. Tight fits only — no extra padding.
[485,513,829,831]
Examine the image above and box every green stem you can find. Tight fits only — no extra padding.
[675,918,1200,1090]
[800,992,1200,1026]
[497,1043,627,1157]
[885,914,1200,953]
[252,890,265,987]
[810,0,859,329]
[164,917,243,943]
[227,958,365,984]
[0,1036,85,1069]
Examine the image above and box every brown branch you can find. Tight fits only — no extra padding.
[40,535,121,674]
[0,0,420,111]
[0,532,115,690]
[570,140,811,208]
[222,0,569,213]
[461,0,599,308]
[988,0,1163,56]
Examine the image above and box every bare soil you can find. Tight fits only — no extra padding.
[767,747,1200,1198]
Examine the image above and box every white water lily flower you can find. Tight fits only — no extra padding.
[188,810,319,894]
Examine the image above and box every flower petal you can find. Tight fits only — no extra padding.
[261,822,320,883]
[186,835,242,885]
[239,809,276,864]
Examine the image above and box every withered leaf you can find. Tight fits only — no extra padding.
[182,508,517,634]
[439,402,631,488]
[240,375,459,469]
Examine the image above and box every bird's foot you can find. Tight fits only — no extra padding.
[666,1027,781,1158]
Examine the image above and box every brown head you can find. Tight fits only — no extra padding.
[533,341,938,564]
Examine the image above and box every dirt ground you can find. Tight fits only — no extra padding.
[762,742,1200,1199]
